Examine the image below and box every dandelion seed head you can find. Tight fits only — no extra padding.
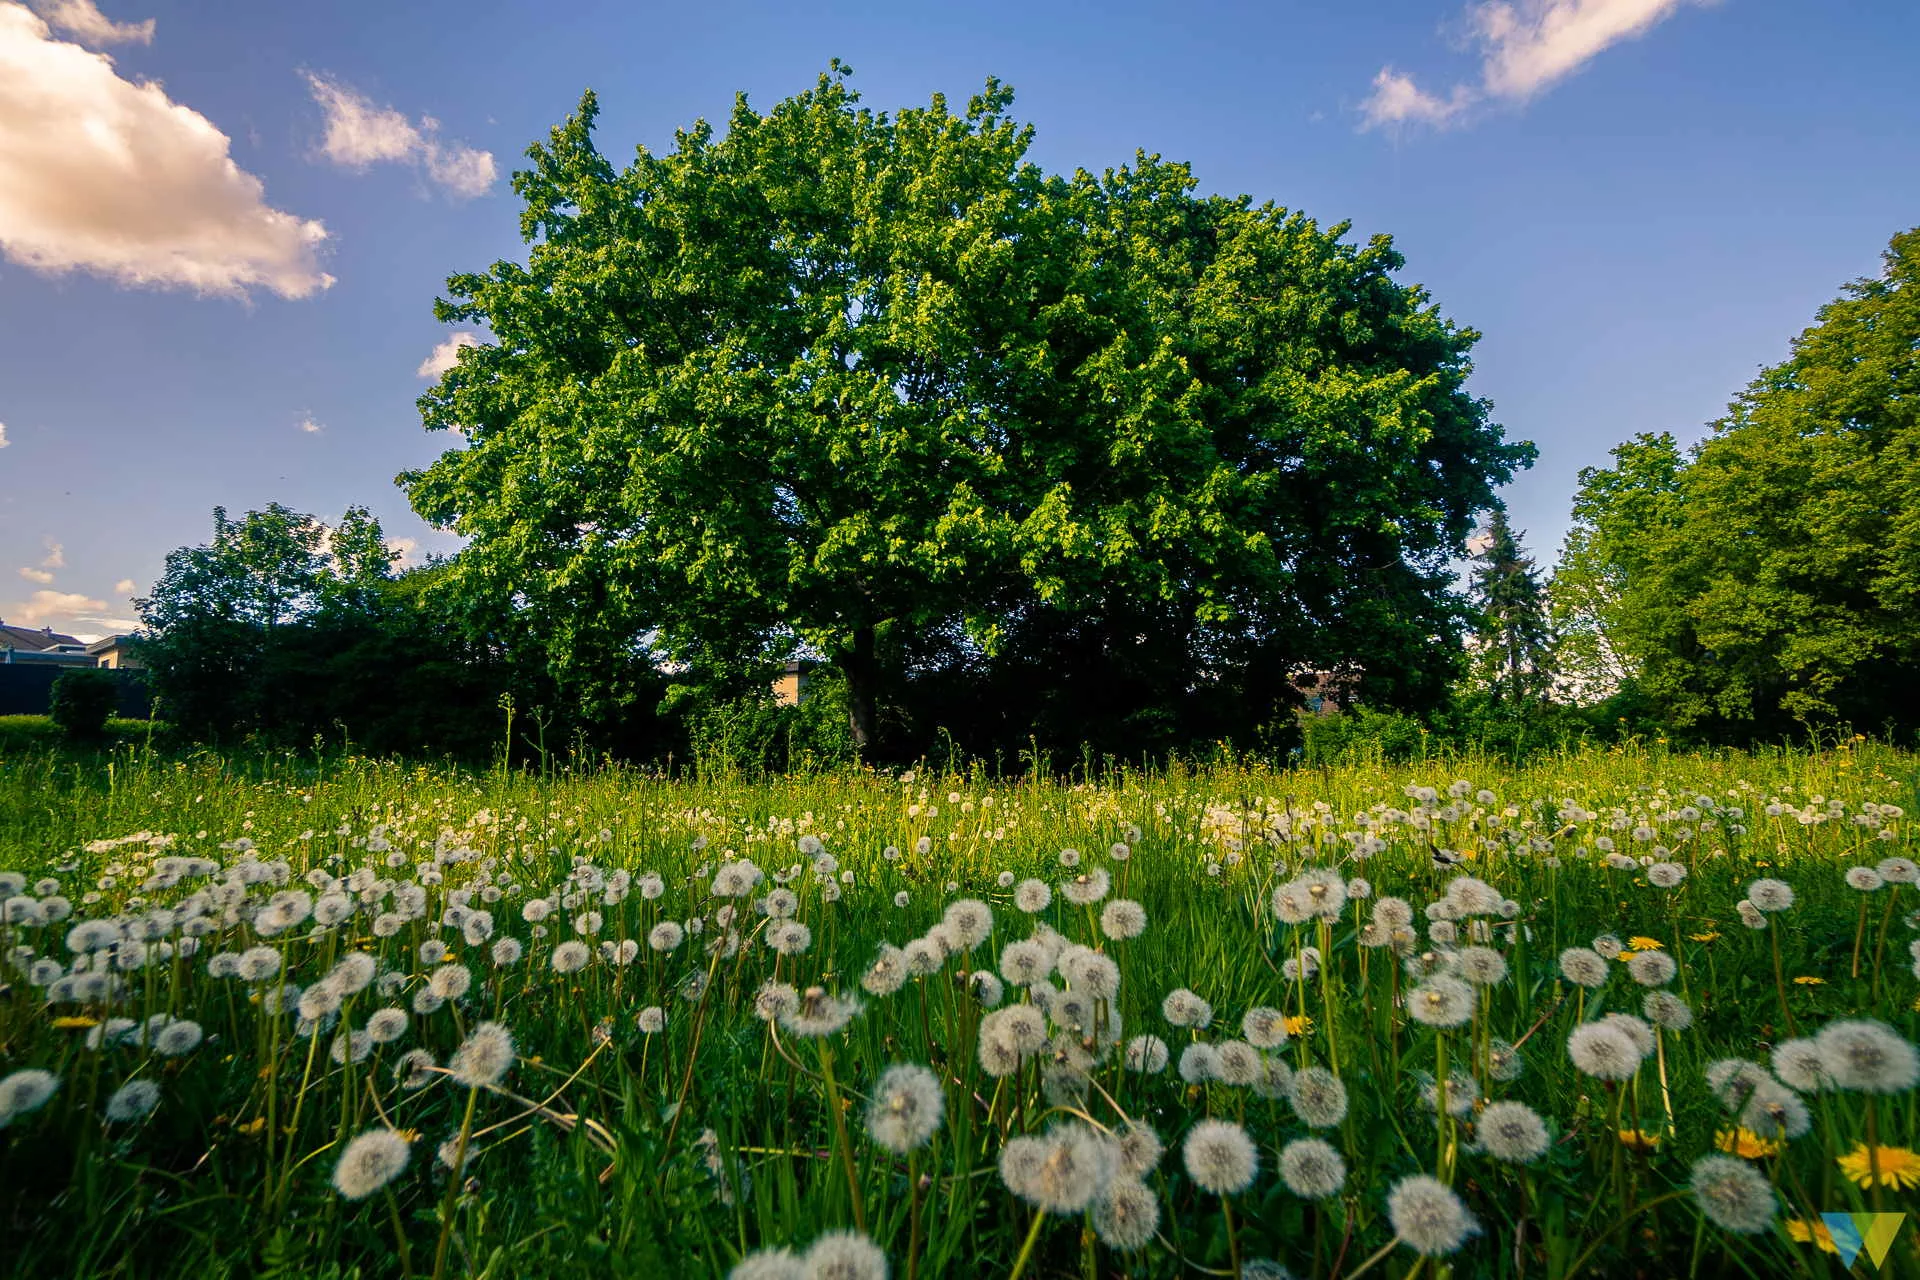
[1277,1137,1346,1198]
[1567,1022,1642,1081]
[1476,1100,1549,1163]
[449,1021,515,1088]
[1558,948,1610,988]
[1013,879,1051,913]
[802,1229,888,1280]
[1100,899,1147,940]
[1769,1038,1829,1091]
[1123,1034,1169,1074]
[1815,1020,1919,1093]
[1161,988,1213,1029]
[867,1062,945,1155]
[1242,1006,1289,1049]
[1689,1155,1776,1234]
[331,1128,412,1200]
[1746,879,1794,912]
[1409,975,1475,1029]
[728,1249,804,1280]
[1183,1118,1258,1195]
[1643,991,1694,1030]
[1386,1174,1478,1256]
[1288,1067,1348,1128]
[1091,1177,1160,1251]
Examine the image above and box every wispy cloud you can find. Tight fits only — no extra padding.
[27,0,150,45]
[298,416,324,434]
[0,2,333,297]
[113,577,136,594]
[304,73,496,199]
[1362,0,1713,131]
[7,588,105,624]
[18,566,53,584]
[0,421,9,449]
[40,538,64,570]
[417,331,479,378]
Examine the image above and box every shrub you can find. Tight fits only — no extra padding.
[48,668,118,740]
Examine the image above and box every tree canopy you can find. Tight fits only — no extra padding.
[1554,227,1920,737]
[402,66,1533,758]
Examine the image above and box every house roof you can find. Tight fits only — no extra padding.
[0,622,83,651]
[85,634,134,654]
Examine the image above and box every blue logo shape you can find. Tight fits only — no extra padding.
[1822,1213,1866,1269]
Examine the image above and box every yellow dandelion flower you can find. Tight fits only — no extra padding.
[1837,1143,1920,1190]
[51,1015,99,1029]
[1715,1128,1781,1158]
[1785,1219,1839,1254]
[1628,937,1665,950]
[1792,976,1825,986]
[1616,1128,1662,1152]
[1690,932,1720,943]
[1617,950,1638,963]
[1284,1014,1314,1037]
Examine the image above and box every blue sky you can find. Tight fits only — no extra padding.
[1,0,1916,640]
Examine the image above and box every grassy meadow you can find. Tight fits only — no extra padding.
[1,740,1918,1279]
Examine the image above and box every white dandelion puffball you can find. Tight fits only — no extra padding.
[1643,991,1694,1031]
[1387,1174,1478,1256]
[1161,988,1213,1029]
[648,921,685,952]
[1845,866,1884,892]
[551,941,591,973]
[1745,878,1794,912]
[1689,1155,1776,1234]
[1183,1119,1258,1196]
[1242,1006,1289,1050]
[332,1128,413,1200]
[1123,1035,1169,1074]
[153,1019,205,1056]
[449,1021,515,1088]
[0,1068,60,1123]
[866,1062,945,1155]
[1014,879,1052,913]
[1091,1177,1160,1251]
[103,1079,161,1123]
[1002,1125,1115,1213]
[1627,950,1677,987]
[1768,1038,1829,1091]
[1409,975,1475,1028]
[1475,1101,1549,1164]
[1178,1043,1219,1084]
[1557,947,1610,988]
[801,1229,887,1280]
[1277,1138,1346,1198]
[1567,1022,1643,1081]
[1288,1067,1349,1129]
[1814,1020,1919,1093]
[1100,899,1147,940]
[1115,1122,1164,1178]
[636,1006,666,1033]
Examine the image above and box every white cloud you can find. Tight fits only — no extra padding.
[1362,0,1710,131]
[305,73,496,199]
[388,536,419,568]
[113,577,136,593]
[298,416,324,434]
[7,588,105,624]
[417,331,479,378]
[72,613,137,630]
[0,421,8,448]
[28,0,150,45]
[1361,68,1474,129]
[0,4,333,297]
[40,538,63,569]
[18,566,53,584]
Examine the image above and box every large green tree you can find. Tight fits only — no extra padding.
[1563,228,1920,736]
[403,67,1533,755]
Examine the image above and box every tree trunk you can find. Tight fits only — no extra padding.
[843,624,879,758]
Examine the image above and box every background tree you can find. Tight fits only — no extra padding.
[405,68,1533,761]
[1547,432,1685,703]
[1564,228,1920,738]
[1467,510,1554,705]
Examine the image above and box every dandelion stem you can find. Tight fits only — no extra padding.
[817,1042,867,1232]
[1222,1195,1243,1279]
[1006,1210,1047,1280]
[430,1084,481,1280]
[1561,1189,1691,1280]
[1340,1234,1402,1280]
[385,1187,415,1279]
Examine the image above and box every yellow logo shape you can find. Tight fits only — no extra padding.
[1820,1212,1906,1269]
